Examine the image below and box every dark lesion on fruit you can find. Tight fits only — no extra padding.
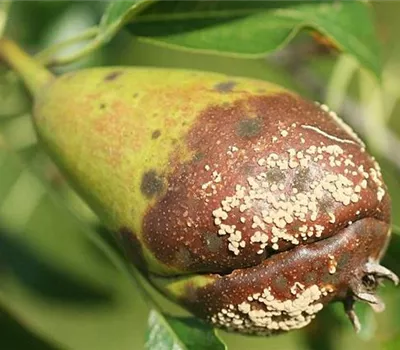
[151,130,161,139]
[179,281,202,304]
[273,275,288,292]
[241,164,256,176]
[118,227,148,273]
[292,168,313,193]
[213,81,237,93]
[104,71,123,81]
[175,247,193,268]
[319,195,335,214]
[322,272,337,284]
[265,168,285,183]
[140,170,165,198]
[304,271,317,284]
[337,252,350,270]
[192,151,205,163]
[236,118,263,139]
[203,232,223,253]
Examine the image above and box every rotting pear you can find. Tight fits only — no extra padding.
[0,38,397,336]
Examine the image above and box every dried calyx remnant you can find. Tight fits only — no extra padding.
[1,37,397,336]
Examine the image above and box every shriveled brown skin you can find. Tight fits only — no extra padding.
[32,67,397,335]
[166,218,390,334]
[142,93,390,274]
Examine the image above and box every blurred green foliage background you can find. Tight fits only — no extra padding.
[1,1,400,349]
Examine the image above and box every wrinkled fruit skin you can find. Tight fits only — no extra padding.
[33,68,398,335]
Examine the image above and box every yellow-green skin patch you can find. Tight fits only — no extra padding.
[33,67,285,275]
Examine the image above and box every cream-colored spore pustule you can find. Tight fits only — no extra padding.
[209,109,386,259]
[210,284,327,334]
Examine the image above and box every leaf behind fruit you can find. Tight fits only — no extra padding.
[104,0,382,78]
[146,309,226,350]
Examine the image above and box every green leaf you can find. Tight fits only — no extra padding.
[146,310,226,350]
[121,0,381,78]
[99,0,155,42]
[302,306,343,350]
[0,230,113,303]
[0,140,149,350]
[0,305,61,350]
[354,303,377,341]
[31,1,156,67]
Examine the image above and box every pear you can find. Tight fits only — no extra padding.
[1,38,397,335]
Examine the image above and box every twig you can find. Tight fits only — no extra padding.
[35,26,99,66]
[325,54,358,110]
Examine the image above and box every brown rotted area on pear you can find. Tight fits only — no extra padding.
[141,92,391,275]
[176,218,391,331]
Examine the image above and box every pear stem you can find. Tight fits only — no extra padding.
[44,37,103,68]
[0,38,54,97]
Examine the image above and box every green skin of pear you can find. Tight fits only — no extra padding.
[34,68,287,274]
[1,39,398,335]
